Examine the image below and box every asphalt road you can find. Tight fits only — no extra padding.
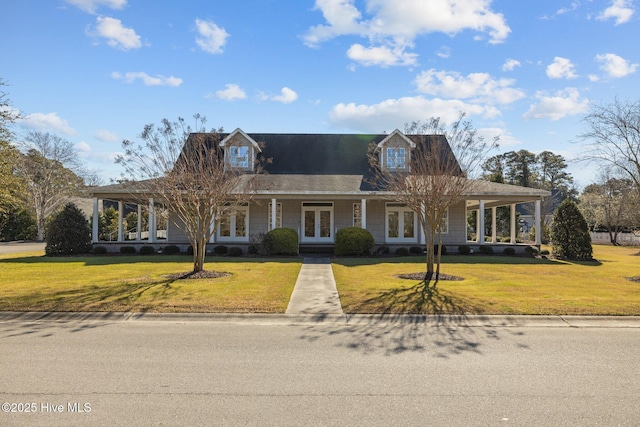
[1,317,639,426]
[0,241,45,255]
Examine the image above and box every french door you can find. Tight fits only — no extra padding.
[301,202,334,243]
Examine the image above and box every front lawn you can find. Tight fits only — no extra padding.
[0,252,301,313]
[332,245,640,315]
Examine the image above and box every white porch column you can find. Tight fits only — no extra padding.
[535,199,542,246]
[136,204,142,241]
[271,198,277,230]
[510,204,517,245]
[148,198,156,243]
[478,200,485,245]
[117,201,124,242]
[92,197,99,243]
[491,207,497,243]
[209,213,216,243]
[361,198,367,230]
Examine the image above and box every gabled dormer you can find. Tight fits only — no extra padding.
[375,129,415,172]
[219,128,262,172]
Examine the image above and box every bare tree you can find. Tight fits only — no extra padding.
[579,169,639,245]
[579,98,640,195]
[15,132,85,240]
[373,113,497,280]
[116,115,260,273]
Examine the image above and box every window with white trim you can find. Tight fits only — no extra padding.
[353,203,362,228]
[218,204,249,241]
[385,203,417,242]
[386,147,405,169]
[437,208,449,234]
[268,202,282,229]
[229,146,249,168]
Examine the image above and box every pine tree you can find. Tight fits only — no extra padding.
[45,203,91,256]
[551,199,593,260]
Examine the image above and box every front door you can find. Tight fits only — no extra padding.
[301,202,333,243]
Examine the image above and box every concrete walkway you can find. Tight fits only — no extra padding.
[285,257,344,315]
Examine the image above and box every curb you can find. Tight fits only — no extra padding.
[1,311,640,327]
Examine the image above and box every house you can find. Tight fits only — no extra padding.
[89,129,550,253]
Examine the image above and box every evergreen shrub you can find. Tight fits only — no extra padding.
[262,228,298,256]
[334,227,374,256]
[45,203,91,256]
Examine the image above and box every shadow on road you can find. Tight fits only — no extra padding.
[297,278,527,358]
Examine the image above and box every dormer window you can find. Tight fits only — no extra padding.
[387,147,405,169]
[229,146,249,168]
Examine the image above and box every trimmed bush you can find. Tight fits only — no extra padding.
[335,227,375,256]
[45,203,92,256]
[434,244,448,256]
[524,246,539,256]
[375,246,390,255]
[213,245,228,255]
[228,247,243,257]
[247,244,260,255]
[540,249,550,256]
[395,247,409,256]
[409,246,423,255]
[262,228,298,256]
[503,247,516,256]
[139,245,156,255]
[162,245,181,255]
[457,245,472,255]
[92,246,107,254]
[120,246,136,254]
[551,199,593,260]
[478,245,494,254]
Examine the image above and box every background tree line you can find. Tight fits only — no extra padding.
[0,78,96,241]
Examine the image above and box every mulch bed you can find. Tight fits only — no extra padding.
[396,272,464,281]
[163,271,231,280]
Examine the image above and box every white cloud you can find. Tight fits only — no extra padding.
[214,84,247,101]
[595,53,638,78]
[546,57,578,79]
[271,87,298,104]
[597,0,635,25]
[414,69,525,104]
[18,112,77,136]
[347,43,417,67]
[304,0,510,67]
[477,127,521,147]
[436,46,451,59]
[111,71,183,87]
[195,19,229,54]
[75,141,92,156]
[522,88,588,121]
[502,58,521,71]
[64,0,126,14]
[328,96,499,132]
[88,16,142,50]
[94,129,119,142]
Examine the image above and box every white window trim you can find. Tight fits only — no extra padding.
[229,145,250,168]
[385,203,418,243]
[386,147,406,170]
[353,202,362,228]
[438,208,449,234]
[217,204,250,242]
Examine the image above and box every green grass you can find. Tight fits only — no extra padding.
[0,252,301,313]
[332,245,640,315]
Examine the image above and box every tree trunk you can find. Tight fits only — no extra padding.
[192,237,207,272]
[425,226,435,276]
[37,215,45,241]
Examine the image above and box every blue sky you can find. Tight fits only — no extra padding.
[2,0,638,186]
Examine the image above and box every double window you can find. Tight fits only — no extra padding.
[229,146,249,168]
[386,147,405,169]
[385,203,416,242]
[218,204,249,241]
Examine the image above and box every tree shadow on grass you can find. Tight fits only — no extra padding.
[349,276,482,316]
